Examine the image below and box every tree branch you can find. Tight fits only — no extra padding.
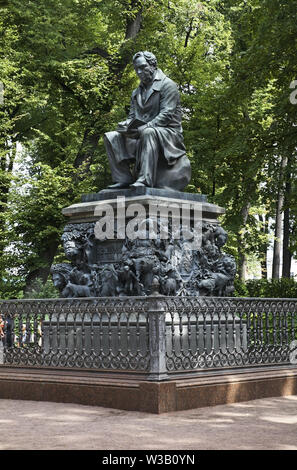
[53,76,87,110]
[82,46,111,60]
[184,17,194,48]
[125,9,142,40]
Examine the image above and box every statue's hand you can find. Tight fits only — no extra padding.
[125,124,147,139]
[137,124,148,133]
[116,120,128,132]
[118,120,129,127]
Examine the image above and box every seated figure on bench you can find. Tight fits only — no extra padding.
[104,51,191,191]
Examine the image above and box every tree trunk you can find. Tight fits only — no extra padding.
[259,213,268,279]
[237,243,248,281]
[272,155,287,279]
[237,202,251,281]
[24,240,60,294]
[0,141,17,261]
[125,9,142,40]
[282,163,292,278]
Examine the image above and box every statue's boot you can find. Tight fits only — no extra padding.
[107,182,131,189]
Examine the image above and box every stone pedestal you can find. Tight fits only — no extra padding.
[51,188,236,298]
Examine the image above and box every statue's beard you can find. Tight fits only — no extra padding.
[140,66,156,85]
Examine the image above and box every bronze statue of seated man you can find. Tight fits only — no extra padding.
[104,51,191,191]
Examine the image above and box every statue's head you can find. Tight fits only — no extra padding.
[50,263,73,289]
[61,229,82,262]
[132,51,157,85]
[222,255,236,274]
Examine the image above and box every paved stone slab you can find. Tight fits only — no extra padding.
[0,396,296,450]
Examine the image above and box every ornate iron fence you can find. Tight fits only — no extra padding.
[164,297,297,372]
[0,297,296,380]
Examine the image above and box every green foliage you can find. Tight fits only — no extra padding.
[5,159,97,277]
[0,0,297,296]
[0,276,25,300]
[23,278,59,299]
[235,278,297,298]
[233,278,249,297]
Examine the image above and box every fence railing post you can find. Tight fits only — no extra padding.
[147,298,168,381]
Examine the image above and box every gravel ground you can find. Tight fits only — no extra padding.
[0,395,296,450]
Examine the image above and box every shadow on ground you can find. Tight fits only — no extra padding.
[0,396,296,450]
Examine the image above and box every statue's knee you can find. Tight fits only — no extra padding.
[139,127,155,139]
[104,131,119,141]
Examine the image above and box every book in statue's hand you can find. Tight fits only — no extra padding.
[116,118,147,133]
